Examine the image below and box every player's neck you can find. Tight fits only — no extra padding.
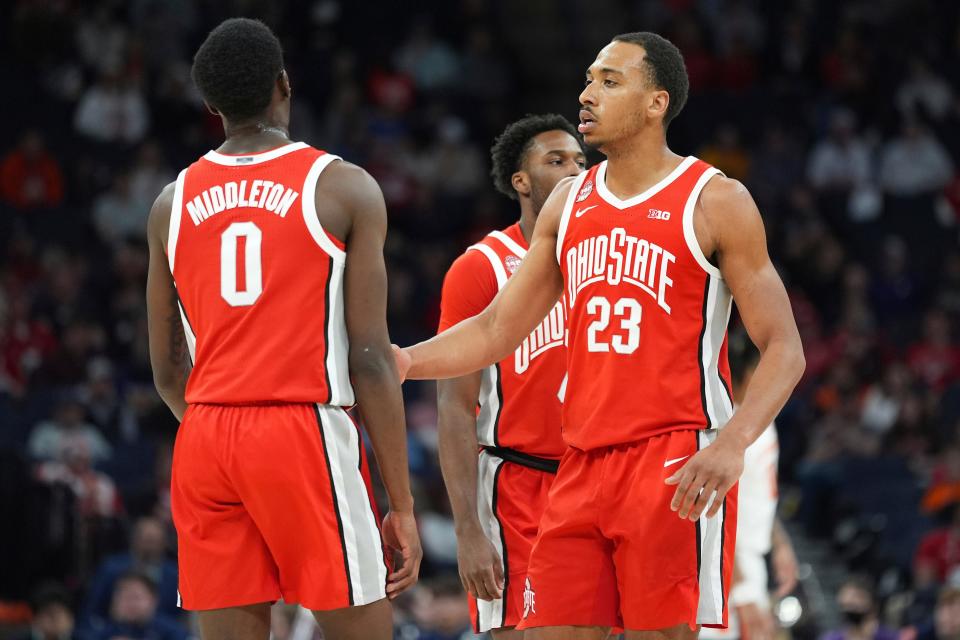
[601,135,683,200]
[219,119,291,155]
[517,204,536,244]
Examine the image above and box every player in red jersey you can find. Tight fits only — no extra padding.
[146,19,420,640]
[437,114,585,638]
[395,32,805,639]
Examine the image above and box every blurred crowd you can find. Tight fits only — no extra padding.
[1,0,960,639]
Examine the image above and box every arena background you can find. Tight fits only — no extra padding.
[1,0,960,638]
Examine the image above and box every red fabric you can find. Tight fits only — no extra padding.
[0,150,64,209]
[468,457,556,631]
[173,145,348,405]
[558,160,733,450]
[517,430,737,631]
[438,223,567,459]
[172,403,384,610]
[915,528,960,582]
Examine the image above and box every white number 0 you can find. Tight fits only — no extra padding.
[586,296,642,354]
[220,221,263,307]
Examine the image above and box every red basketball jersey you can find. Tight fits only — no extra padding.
[438,224,566,459]
[167,142,354,406]
[556,157,733,450]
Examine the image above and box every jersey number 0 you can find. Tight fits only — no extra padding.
[221,222,263,307]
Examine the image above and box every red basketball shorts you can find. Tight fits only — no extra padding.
[171,403,389,611]
[468,450,557,632]
[517,429,738,631]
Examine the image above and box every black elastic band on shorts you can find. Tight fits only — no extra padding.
[482,446,559,474]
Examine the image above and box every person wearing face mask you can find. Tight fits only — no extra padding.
[820,576,898,640]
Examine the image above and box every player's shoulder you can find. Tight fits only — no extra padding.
[314,159,384,221]
[697,173,761,231]
[447,240,497,280]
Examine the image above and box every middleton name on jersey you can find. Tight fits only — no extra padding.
[186,179,300,225]
[564,227,675,315]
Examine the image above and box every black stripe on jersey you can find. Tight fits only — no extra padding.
[172,279,196,366]
[314,405,354,605]
[694,431,702,577]
[697,278,711,429]
[491,460,509,629]
[321,256,333,403]
[492,363,504,447]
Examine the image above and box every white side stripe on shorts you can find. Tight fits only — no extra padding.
[696,429,726,624]
[475,450,508,632]
[316,404,388,605]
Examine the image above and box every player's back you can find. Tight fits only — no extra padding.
[168,142,354,406]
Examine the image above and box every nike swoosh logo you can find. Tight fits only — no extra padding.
[663,455,690,468]
[575,205,598,218]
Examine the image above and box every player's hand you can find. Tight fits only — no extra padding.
[665,432,744,520]
[772,533,799,598]
[736,602,776,640]
[456,526,504,601]
[391,344,412,383]
[382,510,422,599]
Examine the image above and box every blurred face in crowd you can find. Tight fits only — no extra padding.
[936,591,960,638]
[111,578,157,625]
[515,130,586,215]
[837,583,875,628]
[33,602,74,640]
[579,41,669,152]
[132,518,166,564]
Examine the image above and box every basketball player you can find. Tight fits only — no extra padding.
[394,32,805,639]
[146,19,420,640]
[437,115,585,638]
[699,339,799,640]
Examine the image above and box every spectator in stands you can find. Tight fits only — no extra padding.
[908,309,960,392]
[807,108,872,194]
[916,505,960,589]
[880,120,954,198]
[81,517,179,624]
[0,131,64,211]
[910,585,960,640]
[699,123,751,181]
[77,571,187,640]
[11,583,75,640]
[35,439,121,519]
[820,576,898,640]
[74,72,150,144]
[128,142,173,216]
[28,392,111,463]
[92,172,148,246]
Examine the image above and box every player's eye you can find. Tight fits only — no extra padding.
[584,78,592,87]
[604,79,617,87]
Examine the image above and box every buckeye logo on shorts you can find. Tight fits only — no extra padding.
[522,577,537,618]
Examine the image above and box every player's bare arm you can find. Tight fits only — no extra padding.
[667,176,805,520]
[147,182,191,421]
[399,177,574,381]
[322,161,422,597]
[437,372,504,601]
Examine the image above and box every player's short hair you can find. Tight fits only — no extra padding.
[612,32,689,127]
[192,18,284,122]
[490,114,584,200]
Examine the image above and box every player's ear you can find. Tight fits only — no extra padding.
[204,101,220,117]
[649,89,669,122]
[512,171,531,198]
[278,69,291,99]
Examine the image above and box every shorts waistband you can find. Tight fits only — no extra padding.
[482,446,560,474]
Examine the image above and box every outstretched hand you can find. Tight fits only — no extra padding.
[664,434,744,520]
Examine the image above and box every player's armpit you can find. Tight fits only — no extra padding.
[146,182,190,421]
[404,177,575,381]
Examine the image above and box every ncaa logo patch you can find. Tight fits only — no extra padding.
[576,180,593,202]
[505,255,522,274]
[522,577,536,618]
